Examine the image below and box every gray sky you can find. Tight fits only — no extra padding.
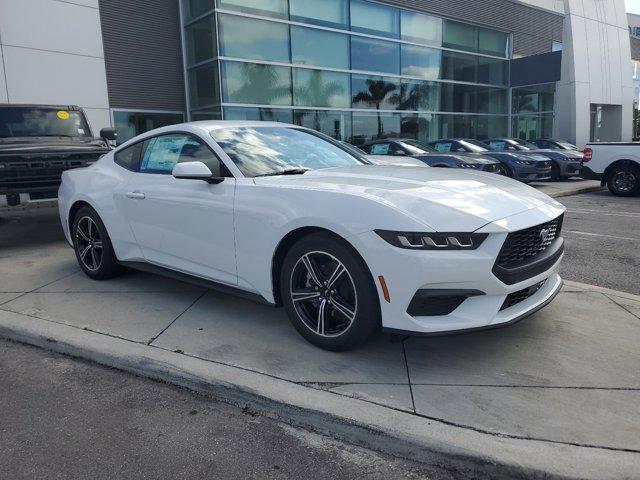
[627,0,640,15]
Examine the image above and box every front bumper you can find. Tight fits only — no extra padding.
[512,163,552,182]
[558,160,582,177]
[353,210,564,335]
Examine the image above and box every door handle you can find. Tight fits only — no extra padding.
[125,191,146,200]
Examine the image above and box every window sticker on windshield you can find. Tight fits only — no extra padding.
[371,144,390,155]
[435,142,452,152]
[78,128,85,135]
[490,141,505,150]
[57,111,70,120]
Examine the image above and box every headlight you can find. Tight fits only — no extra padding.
[375,230,488,250]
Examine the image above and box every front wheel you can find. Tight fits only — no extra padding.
[280,233,380,351]
[607,165,640,197]
[72,206,123,280]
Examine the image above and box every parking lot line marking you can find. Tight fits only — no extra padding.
[566,209,640,218]
[565,230,639,242]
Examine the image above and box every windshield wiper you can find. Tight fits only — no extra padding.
[255,168,311,177]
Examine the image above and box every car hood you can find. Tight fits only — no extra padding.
[417,152,497,164]
[0,138,109,155]
[253,165,563,232]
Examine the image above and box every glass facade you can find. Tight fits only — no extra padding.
[512,83,556,140]
[184,0,515,143]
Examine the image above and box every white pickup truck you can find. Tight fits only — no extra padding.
[581,143,640,196]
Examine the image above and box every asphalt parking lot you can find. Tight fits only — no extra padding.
[560,190,640,294]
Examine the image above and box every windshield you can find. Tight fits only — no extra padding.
[459,139,491,153]
[511,139,539,150]
[0,107,92,138]
[401,140,437,154]
[557,141,578,150]
[211,127,366,177]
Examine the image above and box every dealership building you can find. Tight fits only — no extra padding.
[0,0,635,147]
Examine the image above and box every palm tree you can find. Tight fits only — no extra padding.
[293,70,346,132]
[229,63,292,120]
[352,79,399,137]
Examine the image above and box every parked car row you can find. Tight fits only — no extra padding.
[356,136,585,184]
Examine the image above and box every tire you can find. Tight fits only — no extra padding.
[550,162,561,181]
[280,233,381,351]
[607,164,640,197]
[72,206,123,280]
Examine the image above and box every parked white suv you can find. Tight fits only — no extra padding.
[581,143,640,196]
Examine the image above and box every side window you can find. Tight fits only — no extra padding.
[370,143,391,155]
[434,142,452,152]
[114,143,142,171]
[139,134,222,176]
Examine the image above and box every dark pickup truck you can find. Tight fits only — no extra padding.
[0,104,115,207]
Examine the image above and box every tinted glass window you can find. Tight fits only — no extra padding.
[351,111,401,145]
[217,0,288,18]
[476,87,507,114]
[140,134,221,176]
[221,61,292,105]
[477,57,508,86]
[210,127,363,176]
[293,69,350,108]
[440,84,477,113]
[478,27,509,57]
[223,106,293,123]
[399,80,440,111]
[401,45,441,80]
[291,27,349,69]
[189,63,220,108]
[183,0,214,21]
[351,37,400,74]
[443,21,477,52]
[114,143,142,171]
[441,51,477,83]
[401,10,441,45]
[401,114,440,143]
[290,0,348,28]
[350,0,399,38]
[293,110,352,141]
[185,16,215,65]
[218,14,289,62]
[352,75,400,110]
[113,111,184,146]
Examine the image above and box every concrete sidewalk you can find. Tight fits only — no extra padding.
[1,240,639,479]
[529,178,604,198]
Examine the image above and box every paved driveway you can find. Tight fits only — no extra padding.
[1,206,639,456]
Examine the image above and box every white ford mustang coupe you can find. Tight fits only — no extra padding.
[58,121,565,351]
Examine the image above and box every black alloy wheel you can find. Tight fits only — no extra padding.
[280,233,380,351]
[72,206,123,280]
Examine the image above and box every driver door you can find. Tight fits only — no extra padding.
[121,133,237,285]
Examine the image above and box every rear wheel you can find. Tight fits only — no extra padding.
[72,206,123,280]
[280,233,380,351]
[607,164,640,197]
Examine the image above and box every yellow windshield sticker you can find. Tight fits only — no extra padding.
[57,111,70,120]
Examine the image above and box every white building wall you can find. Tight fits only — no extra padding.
[555,0,634,146]
[0,0,111,134]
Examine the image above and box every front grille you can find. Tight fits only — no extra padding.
[496,215,563,269]
[537,161,552,170]
[500,281,546,311]
[0,155,99,193]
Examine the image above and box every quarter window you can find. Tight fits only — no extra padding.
[114,143,142,171]
[139,134,222,176]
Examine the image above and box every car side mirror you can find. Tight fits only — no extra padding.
[172,161,224,184]
[100,127,117,141]
[393,150,407,156]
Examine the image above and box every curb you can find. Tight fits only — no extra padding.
[563,280,640,302]
[0,306,638,480]
[548,184,605,199]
